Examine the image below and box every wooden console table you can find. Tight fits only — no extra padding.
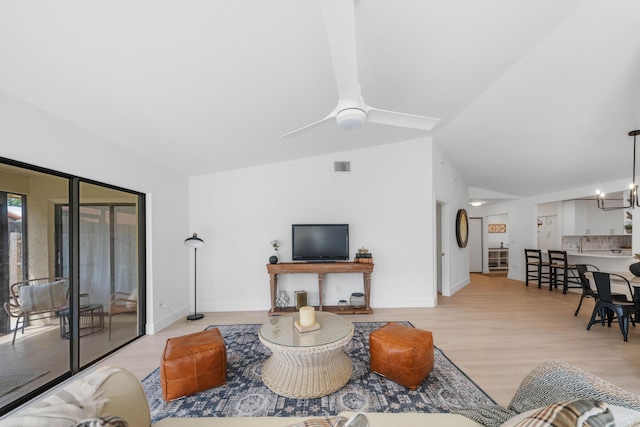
[266,262,374,315]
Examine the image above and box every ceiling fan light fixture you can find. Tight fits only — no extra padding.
[336,108,366,130]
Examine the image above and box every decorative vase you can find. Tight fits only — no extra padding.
[338,299,348,310]
[276,290,289,310]
[629,262,640,277]
[350,292,365,309]
[270,240,280,264]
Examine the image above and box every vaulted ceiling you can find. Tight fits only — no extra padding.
[2,0,639,201]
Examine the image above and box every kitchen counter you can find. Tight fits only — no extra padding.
[565,250,632,259]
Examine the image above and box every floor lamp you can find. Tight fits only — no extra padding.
[185,233,204,321]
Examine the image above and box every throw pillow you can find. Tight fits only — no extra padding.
[19,280,67,312]
[0,367,122,427]
[75,416,128,426]
[285,416,348,427]
[285,413,370,427]
[502,399,614,427]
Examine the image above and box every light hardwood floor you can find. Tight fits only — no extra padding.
[93,273,640,407]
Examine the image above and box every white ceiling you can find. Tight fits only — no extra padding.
[2,0,640,200]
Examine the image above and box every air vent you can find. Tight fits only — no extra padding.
[334,161,351,172]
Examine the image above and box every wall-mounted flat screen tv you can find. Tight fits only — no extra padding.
[292,224,349,262]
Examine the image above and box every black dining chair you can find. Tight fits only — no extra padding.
[587,272,639,341]
[574,264,627,317]
[524,249,550,288]
[548,250,581,293]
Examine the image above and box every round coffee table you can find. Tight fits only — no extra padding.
[258,311,354,398]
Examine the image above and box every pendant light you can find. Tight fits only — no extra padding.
[596,130,640,211]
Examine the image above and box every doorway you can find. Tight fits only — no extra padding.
[469,217,483,272]
[435,200,450,298]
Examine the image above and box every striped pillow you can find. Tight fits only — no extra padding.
[507,399,614,427]
[286,416,348,427]
[20,280,67,312]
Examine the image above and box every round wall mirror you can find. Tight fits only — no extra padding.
[456,209,469,248]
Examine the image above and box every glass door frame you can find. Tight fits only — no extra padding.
[1,192,28,335]
[0,157,146,416]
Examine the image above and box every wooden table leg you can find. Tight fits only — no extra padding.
[363,272,371,310]
[318,273,324,310]
[270,273,277,313]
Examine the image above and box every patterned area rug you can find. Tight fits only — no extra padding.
[0,369,48,398]
[143,322,494,422]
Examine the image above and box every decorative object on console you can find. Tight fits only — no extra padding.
[184,233,204,321]
[276,290,289,310]
[294,290,307,309]
[350,292,365,309]
[595,130,640,211]
[338,299,348,310]
[355,247,373,264]
[269,240,280,264]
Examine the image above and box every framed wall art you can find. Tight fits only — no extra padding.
[488,224,507,233]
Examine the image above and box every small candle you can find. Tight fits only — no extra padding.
[299,306,315,327]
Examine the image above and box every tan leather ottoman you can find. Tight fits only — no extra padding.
[160,328,227,401]
[369,322,434,390]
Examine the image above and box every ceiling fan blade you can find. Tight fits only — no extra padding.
[322,0,361,102]
[279,110,337,139]
[366,107,441,131]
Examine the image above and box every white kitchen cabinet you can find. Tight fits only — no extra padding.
[562,200,586,235]
[563,199,625,235]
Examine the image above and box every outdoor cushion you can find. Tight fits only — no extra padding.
[20,280,67,312]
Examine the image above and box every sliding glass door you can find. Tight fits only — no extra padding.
[56,183,142,365]
[0,159,145,416]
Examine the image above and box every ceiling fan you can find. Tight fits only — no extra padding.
[280,0,440,138]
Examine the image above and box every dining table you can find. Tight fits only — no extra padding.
[585,271,640,302]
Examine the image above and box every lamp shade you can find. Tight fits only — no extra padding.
[184,233,204,249]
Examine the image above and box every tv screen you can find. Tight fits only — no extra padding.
[292,224,349,261]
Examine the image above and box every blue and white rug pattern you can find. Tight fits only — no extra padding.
[142,322,494,422]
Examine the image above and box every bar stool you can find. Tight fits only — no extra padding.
[524,249,550,288]
[548,250,581,294]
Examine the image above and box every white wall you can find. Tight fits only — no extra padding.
[0,91,190,333]
[189,138,454,310]
[432,143,471,295]
[487,214,509,249]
